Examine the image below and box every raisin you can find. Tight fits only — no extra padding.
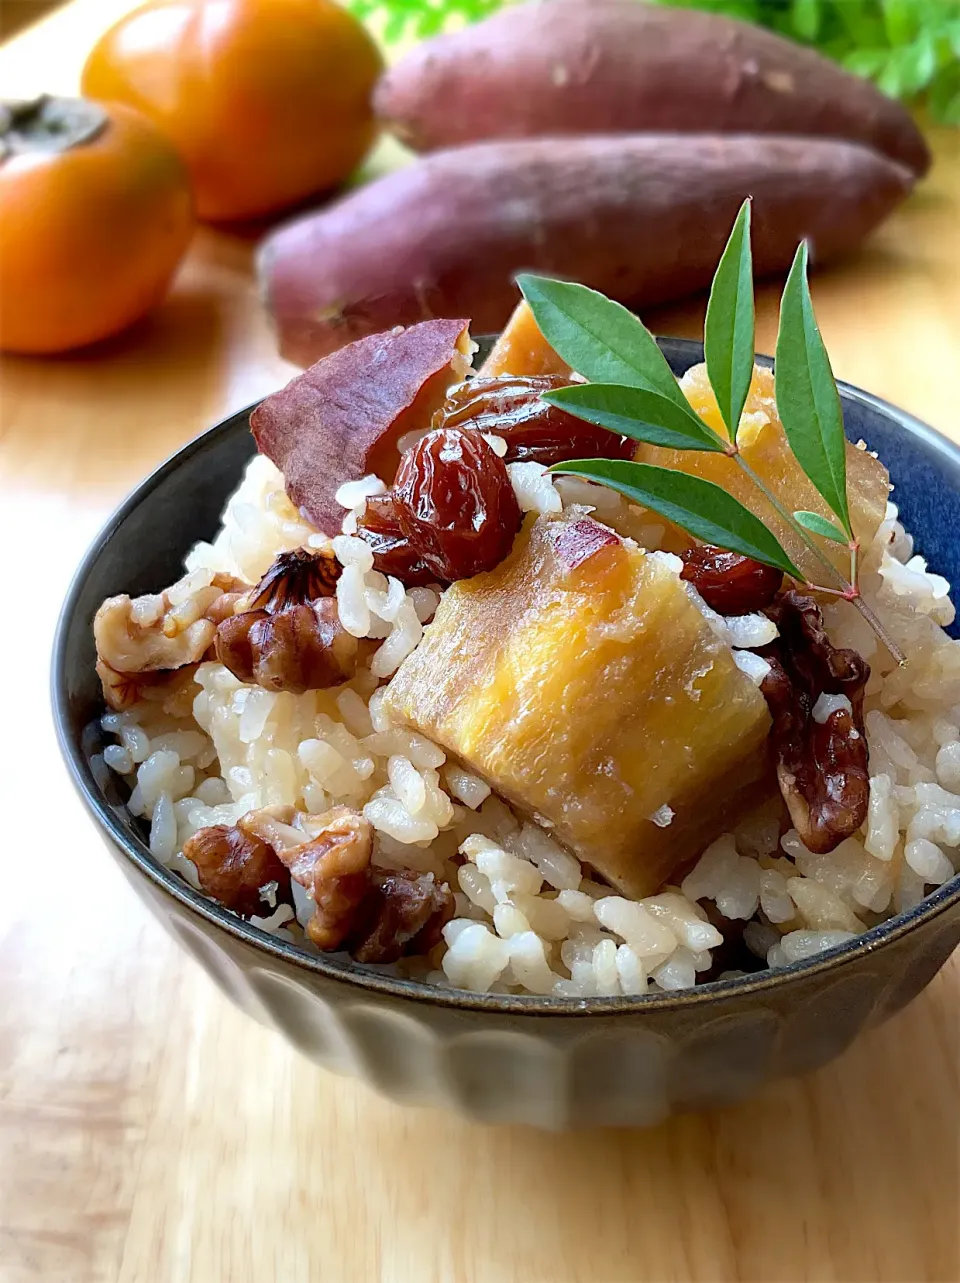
[438,374,635,466]
[393,427,523,581]
[355,493,437,586]
[679,545,783,615]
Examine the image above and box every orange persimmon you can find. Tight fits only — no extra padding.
[0,96,193,355]
[81,0,385,222]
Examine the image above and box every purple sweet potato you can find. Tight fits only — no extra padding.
[374,0,929,176]
[259,133,913,366]
[250,319,471,532]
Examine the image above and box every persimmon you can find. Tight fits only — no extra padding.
[0,96,193,355]
[81,0,385,222]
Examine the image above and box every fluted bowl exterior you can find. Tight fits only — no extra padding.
[53,338,960,1128]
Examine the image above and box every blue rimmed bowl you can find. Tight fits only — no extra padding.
[52,338,960,1128]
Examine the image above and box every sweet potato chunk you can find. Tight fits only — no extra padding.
[478,300,573,379]
[250,319,472,532]
[383,513,772,898]
[637,364,890,585]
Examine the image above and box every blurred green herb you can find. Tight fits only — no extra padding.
[348,0,960,124]
[661,0,960,123]
[347,0,504,43]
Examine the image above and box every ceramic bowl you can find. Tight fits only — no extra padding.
[53,338,960,1128]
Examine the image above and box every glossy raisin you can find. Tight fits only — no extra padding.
[393,427,523,581]
[679,545,783,616]
[355,493,437,586]
[438,374,635,466]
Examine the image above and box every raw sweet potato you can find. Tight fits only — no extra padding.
[374,0,929,176]
[259,133,913,366]
[250,319,471,532]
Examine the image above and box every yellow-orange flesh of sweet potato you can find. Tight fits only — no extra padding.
[478,300,574,379]
[635,364,890,586]
[383,512,772,898]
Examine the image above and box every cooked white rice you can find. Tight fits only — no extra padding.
[99,434,960,997]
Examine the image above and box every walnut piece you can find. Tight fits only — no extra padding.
[215,550,367,694]
[96,660,201,713]
[183,822,293,919]
[345,868,455,964]
[244,804,374,949]
[185,804,454,962]
[760,591,870,855]
[94,571,246,704]
[240,547,340,611]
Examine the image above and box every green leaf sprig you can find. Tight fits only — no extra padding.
[776,241,851,542]
[517,200,905,662]
[705,197,755,446]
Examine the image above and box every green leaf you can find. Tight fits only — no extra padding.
[882,0,919,47]
[704,199,756,444]
[793,510,849,545]
[550,459,802,579]
[775,242,852,538]
[543,383,725,453]
[843,47,893,79]
[791,0,822,42]
[878,34,940,96]
[516,275,690,410]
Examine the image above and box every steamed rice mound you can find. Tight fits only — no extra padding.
[98,367,960,997]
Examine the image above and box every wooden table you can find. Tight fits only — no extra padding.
[2,7,959,1280]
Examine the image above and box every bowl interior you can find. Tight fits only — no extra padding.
[53,337,960,1007]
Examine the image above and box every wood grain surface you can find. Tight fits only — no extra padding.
[1,8,958,1281]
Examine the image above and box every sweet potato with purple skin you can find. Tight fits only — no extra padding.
[250,319,471,532]
[374,0,929,176]
[259,134,913,365]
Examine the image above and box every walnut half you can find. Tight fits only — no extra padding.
[760,591,870,855]
[185,805,454,963]
[94,571,246,708]
[214,549,368,694]
[240,804,373,949]
[183,822,293,919]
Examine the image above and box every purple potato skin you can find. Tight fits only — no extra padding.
[374,0,929,175]
[259,133,913,367]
